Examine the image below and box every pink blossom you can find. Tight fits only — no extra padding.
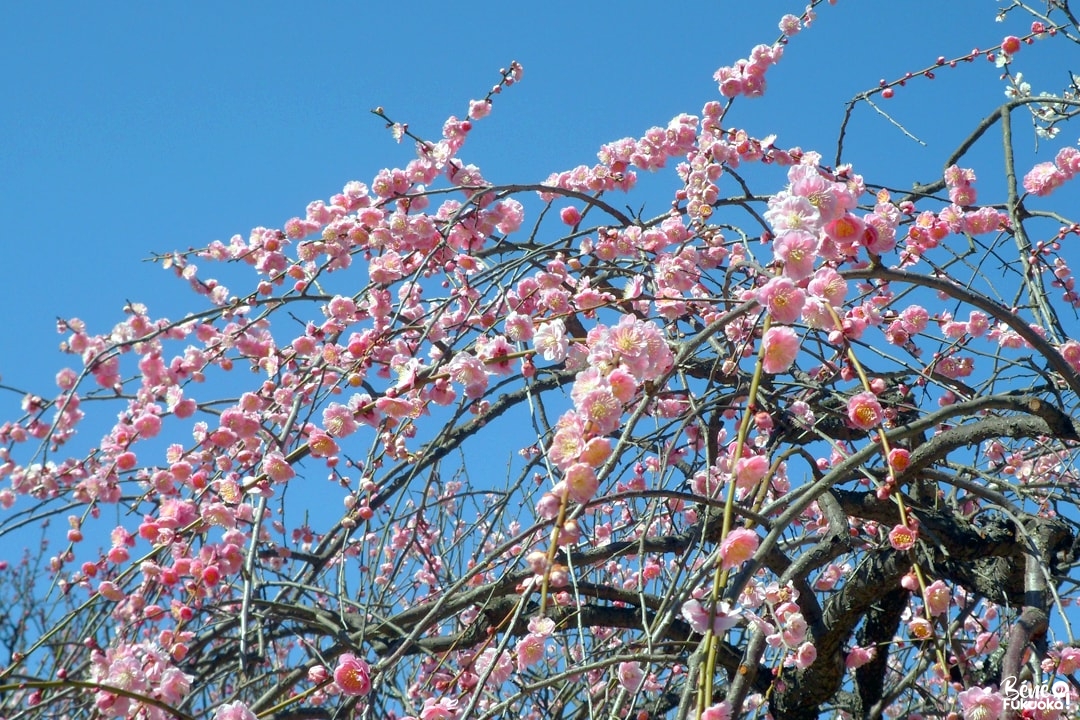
[957,686,1004,720]
[777,604,807,646]
[887,448,911,472]
[560,206,582,226]
[576,437,611,470]
[681,598,741,634]
[885,323,909,346]
[617,661,645,691]
[474,648,513,684]
[369,250,406,283]
[574,279,611,310]
[773,230,818,280]
[948,183,977,206]
[778,13,801,36]
[692,468,724,499]
[862,213,897,254]
[207,421,240,448]
[533,319,569,362]
[55,367,78,390]
[962,207,1005,235]
[720,528,759,570]
[420,697,460,720]
[813,562,845,591]
[898,304,929,333]
[701,701,733,720]
[713,65,745,98]
[158,666,192,703]
[327,295,357,320]
[548,415,585,470]
[1055,146,1080,177]
[790,164,847,224]
[1023,161,1068,196]
[535,491,561,520]
[888,523,917,551]
[564,463,599,504]
[528,615,556,636]
[132,413,162,439]
[333,653,371,696]
[1061,340,1080,374]
[794,641,817,669]
[761,325,799,374]
[158,498,198,529]
[924,579,950,616]
[447,352,489,398]
[734,455,769,488]
[945,165,978,206]
[322,403,358,438]
[577,388,623,435]
[308,430,339,458]
[214,702,258,720]
[494,198,525,234]
[1058,646,1080,674]
[603,314,672,380]
[525,551,548,575]
[847,392,884,431]
[757,276,806,324]
[845,645,876,669]
[263,451,295,483]
[807,266,847,307]
[823,214,865,256]
[764,193,817,233]
[476,335,515,374]
[908,616,932,639]
[944,164,976,186]
[503,312,534,342]
[516,632,546,670]
[606,366,638,403]
[375,395,421,419]
[468,99,491,120]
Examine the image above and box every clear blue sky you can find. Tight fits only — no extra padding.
[0,1,1072,402]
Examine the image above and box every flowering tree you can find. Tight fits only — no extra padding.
[5,3,1080,720]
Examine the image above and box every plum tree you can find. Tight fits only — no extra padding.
[3,3,1080,720]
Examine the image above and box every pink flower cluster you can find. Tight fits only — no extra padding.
[538,316,674,513]
[1043,644,1080,674]
[883,304,928,346]
[515,615,554,672]
[1023,147,1080,197]
[597,114,699,173]
[542,114,706,200]
[713,43,785,98]
[89,641,192,719]
[752,162,901,348]
[945,165,978,206]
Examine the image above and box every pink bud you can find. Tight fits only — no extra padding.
[560,206,582,226]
